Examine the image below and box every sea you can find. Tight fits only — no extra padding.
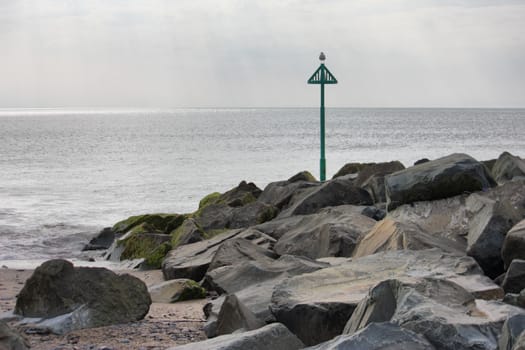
[1,108,524,266]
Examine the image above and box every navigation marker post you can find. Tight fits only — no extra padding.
[308,52,337,182]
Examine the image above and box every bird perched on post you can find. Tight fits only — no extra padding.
[319,52,326,62]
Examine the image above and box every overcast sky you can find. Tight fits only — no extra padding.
[1,0,524,108]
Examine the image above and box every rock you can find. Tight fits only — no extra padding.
[502,260,525,294]
[269,249,503,346]
[332,162,375,179]
[203,255,328,337]
[515,331,525,350]
[305,322,435,350]
[258,177,320,210]
[167,323,304,350]
[482,179,525,219]
[148,279,206,303]
[466,194,520,278]
[82,227,115,251]
[112,213,186,235]
[503,220,525,269]
[14,259,151,334]
[414,158,430,165]
[493,152,525,184]
[214,294,265,336]
[207,237,277,273]
[162,229,274,281]
[118,232,171,269]
[352,218,465,258]
[287,170,317,183]
[499,314,525,350]
[170,218,206,247]
[0,322,29,350]
[344,278,524,350]
[354,161,406,203]
[278,177,373,217]
[385,153,496,210]
[272,206,376,259]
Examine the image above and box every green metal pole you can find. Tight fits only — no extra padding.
[320,81,326,182]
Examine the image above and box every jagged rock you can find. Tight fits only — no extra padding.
[203,255,328,337]
[171,218,206,247]
[112,213,186,235]
[148,279,206,303]
[483,179,525,218]
[354,161,406,203]
[385,153,496,210]
[503,220,525,269]
[82,227,115,251]
[466,194,520,278]
[499,314,525,350]
[168,323,304,350]
[502,260,525,294]
[258,176,319,210]
[162,229,274,281]
[270,249,503,346]
[14,259,151,334]
[207,237,277,273]
[493,152,525,184]
[344,278,524,350]
[332,162,375,179]
[214,294,265,336]
[305,322,435,350]
[0,322,29,350]
[277,176,373,218]
[353,218,465,258]
[272,206,376,259]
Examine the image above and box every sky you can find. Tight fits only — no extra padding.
[0,0,524,108]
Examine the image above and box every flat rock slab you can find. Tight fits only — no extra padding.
[167,323,304,350]
[270,249,502,346]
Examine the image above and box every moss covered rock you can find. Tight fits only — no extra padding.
[112,213,186,235]
[148,279,206,303]
[119,233,172,269]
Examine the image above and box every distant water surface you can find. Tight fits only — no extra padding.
[1,108,524,261]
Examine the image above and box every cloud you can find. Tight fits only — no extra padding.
[0,0,524,107]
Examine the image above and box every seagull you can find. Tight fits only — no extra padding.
[319,52,326,61]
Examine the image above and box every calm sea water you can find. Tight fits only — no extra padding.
[1,108,524,262]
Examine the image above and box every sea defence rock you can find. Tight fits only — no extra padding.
[148,279,206,303]
[170,218,206,247]
[499,314,525,350]
[14,259,151,334]
[277,176,373,218]
[305,322,435,350]
[214,294,265,336]
[269,249,503,346]
[502,260,525,294]
[385,153,496,210]
[503,220,525,269]
[0,322,29,350]
[352,218,465,258]
[354,161,406,203]
[466,194,520,278]
[167,323,304,350]
[492,152,525,184]
[271,206,376,259]
[162,229,275,281]
[344,278,524,350]
[258,171,319,210]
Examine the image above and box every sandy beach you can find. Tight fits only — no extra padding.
[0,267,207,350]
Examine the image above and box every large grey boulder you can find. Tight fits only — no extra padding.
[0,322,29,350]
[492,152,525,184]
[269,249,502,346]
[207,237,277,273]
[355,161,406,204]
[502,260,525,294]
[277,177,373,218]
[14,259,151,334]
[272,206,376,259]
[352,218,465,258]
[258,171,319,210]
[162,229,274,281]
[515,331,525,350]
[499,314,525,350]
[503,220,525,269]
[305,322,435,350]
[167,323,304,350]
[466,194,520,278]
[385,153,496,210]
[171,218,206,246]
[344,278,524,350]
